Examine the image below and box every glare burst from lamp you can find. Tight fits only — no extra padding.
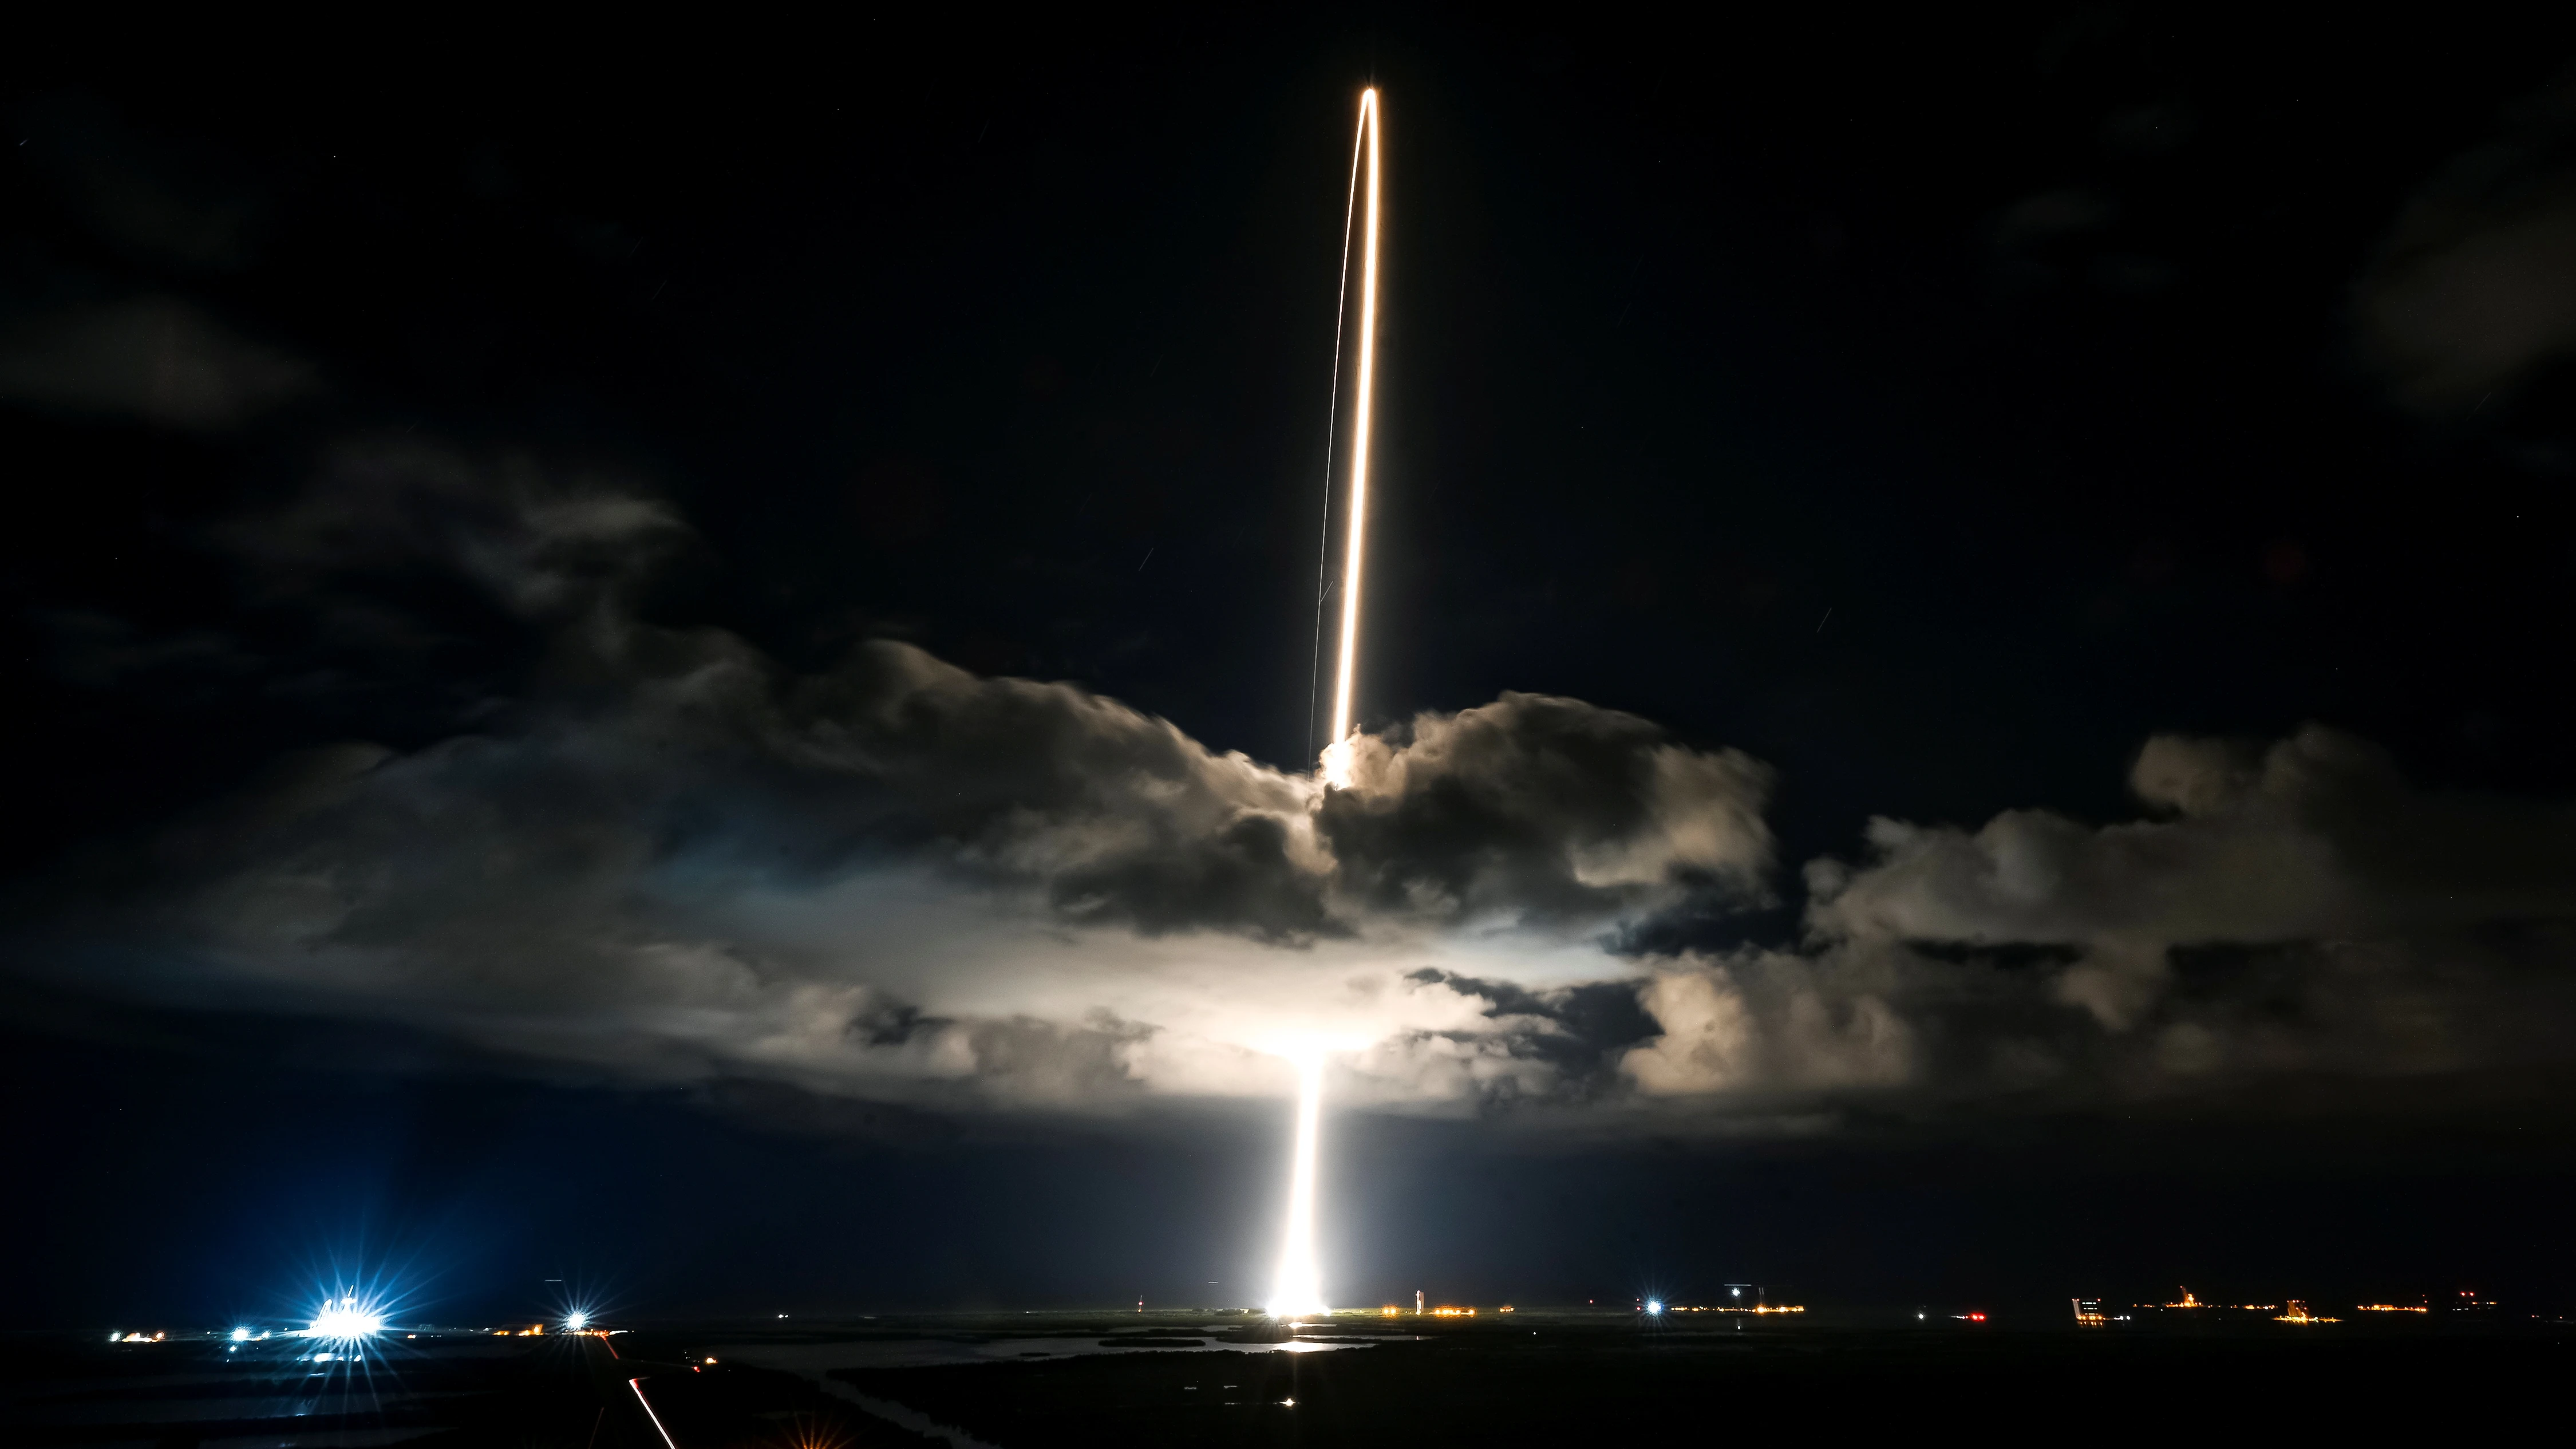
[305,1296,387,1343]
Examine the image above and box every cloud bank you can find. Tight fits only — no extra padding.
[13,445,2575,1126]
[1654,728,2576,1105]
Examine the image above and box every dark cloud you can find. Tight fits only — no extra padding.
[219,441,686,614]
[1399,968,1662,1101]
[15,90,273,272]
[1992,188,2119,250]
[1808,725,2576,953]
[2357,72,2576,418]
[1321,697,1773,924]
[34,609,252,689]
[2100,97,2195,156]
[0,295,314,428]
[1606,726,2576,1111]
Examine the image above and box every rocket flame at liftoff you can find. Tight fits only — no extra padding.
[1319,86,1382,791]
[1267,89,1382,1317]
[1265,1049,1328,1317]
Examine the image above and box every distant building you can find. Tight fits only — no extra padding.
[2072,1298,2107,1326]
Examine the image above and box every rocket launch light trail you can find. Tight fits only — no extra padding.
[1319,87,1382,788]
[1267,90,1382,1319]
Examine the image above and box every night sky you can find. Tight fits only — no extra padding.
[7,10,2575,1328]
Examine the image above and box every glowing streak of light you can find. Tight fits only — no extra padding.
[629,1377,679,1449]
[1306,102,1362,759]
[1322,87,1382,786]
[1265,1049,1328,1317]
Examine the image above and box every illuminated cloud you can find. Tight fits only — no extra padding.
[13,445,2576,1127]
[1622,958,1910,1097]
[9,445,1780,1112]
[1627,726,2576,1105]
[1808,725,2576,961]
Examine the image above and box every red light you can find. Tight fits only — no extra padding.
[1970,1313,1985,1322]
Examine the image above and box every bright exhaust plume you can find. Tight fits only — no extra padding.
[1265,1048,1329,1317]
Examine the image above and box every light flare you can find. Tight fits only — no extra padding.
[304,1294,386,1343]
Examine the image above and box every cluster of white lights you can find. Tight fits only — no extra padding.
[565,1310,590,1330]
[305,1296,386,1342]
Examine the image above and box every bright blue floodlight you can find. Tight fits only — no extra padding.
[306,1295,386,1343]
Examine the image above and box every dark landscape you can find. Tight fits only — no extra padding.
[9,1306,2569,1447]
